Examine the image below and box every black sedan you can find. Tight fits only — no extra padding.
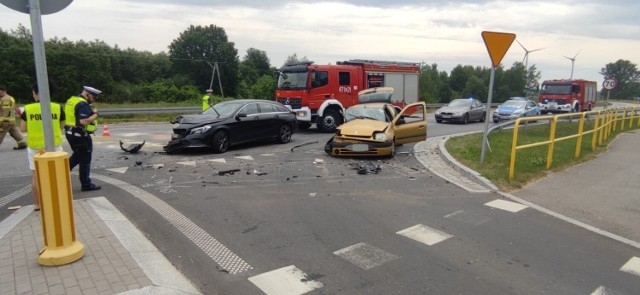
[164,99,298,153]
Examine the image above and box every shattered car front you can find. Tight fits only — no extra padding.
[325,87,427,157]
[326,113,396,156]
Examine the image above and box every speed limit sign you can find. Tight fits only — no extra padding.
[603,78,617,90]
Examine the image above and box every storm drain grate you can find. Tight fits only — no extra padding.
[94,173,253,274]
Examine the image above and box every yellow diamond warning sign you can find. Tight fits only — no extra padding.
[481,31,516,68]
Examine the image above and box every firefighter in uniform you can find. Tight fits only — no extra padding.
[202,89,214,111]
[0,84,27,149]
[65,86,101,191]
[20,84,65,210]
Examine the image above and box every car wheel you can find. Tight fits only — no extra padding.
[318,109,341,133]
[210,131,229,153]
[276,124,292,143]
[480,112,486,122]
[462,114,469,125]
[298,122,311,130]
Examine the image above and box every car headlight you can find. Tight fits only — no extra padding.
[374,132,388,141]
[190,125,211,135]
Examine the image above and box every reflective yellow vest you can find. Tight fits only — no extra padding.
[25,103,63,149]
[202,95,211,111]
[0,95,16,123]
[65,96,97,133]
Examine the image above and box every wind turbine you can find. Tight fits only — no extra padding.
[564,50,581,80]
[516,40,544,96]
[516,40,544,71]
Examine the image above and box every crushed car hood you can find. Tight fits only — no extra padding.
[338,119,388,136]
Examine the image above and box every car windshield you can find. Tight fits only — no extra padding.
[503,101,526,108]
[345,106,387,122]
[447,99,470,107]
[277,71,308,90]
[202,101,245,117]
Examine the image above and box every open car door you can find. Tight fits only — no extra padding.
[392,102,427,145]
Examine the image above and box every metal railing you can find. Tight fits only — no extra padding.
[508,107,640,180]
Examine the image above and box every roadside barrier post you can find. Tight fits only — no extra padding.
[34,151,85,266]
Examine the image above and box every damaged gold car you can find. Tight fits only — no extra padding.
[324,87,427,157]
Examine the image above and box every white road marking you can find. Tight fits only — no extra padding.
[248,265,323,295]
[235,155,254,161]
[208,158,226,163]
[333,242,399,270]
[259,153,275,156]
[176,161,197,167]
[93,173,252,274]
[397,224,453,246]
[106,167,129,174]
[484,199,528,213]
[590,285,622,295]
[620,256,640,277]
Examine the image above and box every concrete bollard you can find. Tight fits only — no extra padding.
[34,151,84,266]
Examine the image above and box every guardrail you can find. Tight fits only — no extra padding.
[98,103,505,116]
[99,106,201,115]
[508,107,640,180]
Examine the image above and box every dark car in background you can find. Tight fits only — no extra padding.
[164,100,298,153]
[434,98,487,124]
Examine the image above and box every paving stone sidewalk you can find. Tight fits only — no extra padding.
[0,197,200,295]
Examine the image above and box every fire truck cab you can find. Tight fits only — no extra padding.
[538,79,598,114]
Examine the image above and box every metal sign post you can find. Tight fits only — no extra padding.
[480,31,516,164]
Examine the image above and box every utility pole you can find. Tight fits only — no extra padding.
[207,62,224,98]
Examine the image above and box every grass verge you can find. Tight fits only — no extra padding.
[446,120,639,192]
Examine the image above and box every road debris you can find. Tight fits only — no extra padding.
[313,158,324,164]
[120,140,146,154]
[350,161,382,175]
[218,169,241,176]
[290,141,319,152]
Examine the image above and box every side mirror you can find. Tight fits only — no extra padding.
[235,113,247,120]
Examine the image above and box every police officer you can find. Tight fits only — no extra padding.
[0,84,27,150]
[65,86,101,191]
[20,84,65,210]
[202,89,214,111]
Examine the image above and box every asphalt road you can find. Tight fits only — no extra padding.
[2,114,639,294]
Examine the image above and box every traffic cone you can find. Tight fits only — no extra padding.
[102,124,111,137]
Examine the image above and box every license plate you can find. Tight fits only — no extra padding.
[348,144,369,152]
[442,115,451,119]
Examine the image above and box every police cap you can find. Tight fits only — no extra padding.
[83,86,102,97]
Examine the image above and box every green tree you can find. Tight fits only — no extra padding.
[419,63,450,103]
[283,53,309,66]
[600,59,640,99]
[168,25,239,97]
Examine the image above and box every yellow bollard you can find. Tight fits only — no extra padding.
[34,151,84,266]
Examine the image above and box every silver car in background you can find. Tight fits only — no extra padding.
[435,98,487,124]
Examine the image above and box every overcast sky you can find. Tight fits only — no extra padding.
[2,0,639,88]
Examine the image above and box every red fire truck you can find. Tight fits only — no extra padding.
[275,59,420,132]
[538,79,598,114]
